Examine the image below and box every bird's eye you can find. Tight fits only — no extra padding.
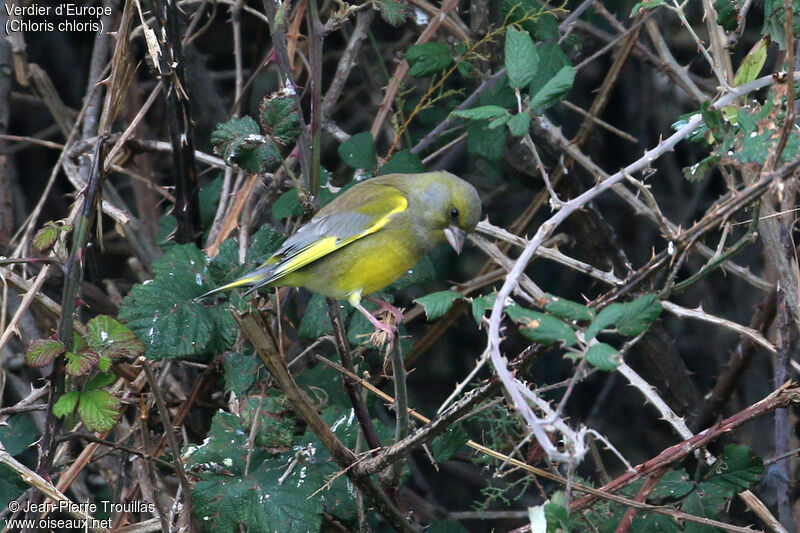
[450,207,459,220]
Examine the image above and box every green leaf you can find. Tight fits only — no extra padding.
[489,114,512,129]
[467,120,507,161]
[338,132,377,169]
[529,43,570,98]
[245,225,286,264]
[86,315,145,359]
[733,37,768,86]
[506,305,578,346]
[763,0,800,49]
[210,116,281,173]
[542,294,594,322]
[507,112,532,137]
[681,489,727,533]
[298,293,334,339]
[33,221,69,252]
[650,469,694,500]
[272,189,304,219]
[77,390,120,432]
[683,154,721,182]
[378,0,406,25]
[502,0,559,41]
[406,42,453,77]
[733,129,800,164]
[380,149,425,174]
[414,291,464,321]
[630,0,665,16]
[471,293,497,325]
[505,27,539,89]
[85,371,116,390]
[25,338,65,368]
[431,424,469,461]
[586,294,662,339]
[224,352,266,397]
[53,391,80,418]
[451,105,510,121]
[0,464,28,513]
[703,445,764,494]
[585,343,620,371]
[530,66,576,113]
[713,0,738,31]
[65,350,99,376]
[0,415,38,456]
[260,91,301,147]
[119,244,237,359]
[544,491,570,532]
[615,294,663,336]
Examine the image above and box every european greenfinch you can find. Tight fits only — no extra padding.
[200,171,481,335]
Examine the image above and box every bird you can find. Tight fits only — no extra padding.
[199,171,481,339]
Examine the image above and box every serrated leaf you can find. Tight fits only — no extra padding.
[85,371,116,390]
[650,469,694,500]
[260,91,301,146]
[471,293,497,325]
[530,66,575,113]
[338,131,377,169]
[586,294,662,339]
[25,338,65,368]
[584,343,620,371]
[0,415,38,456]
[298,293,334,339]
[704,445,764,494]
[53,391,80,418]
[119,244,237,359]
[431,424,468,461]
[542,294,593,321]
[467,120,507,160]
[86,315,145,359]
[502,0,559,41]
[379,0,406,25]
[77,390,120,432]
[224,352,266,397]
[506,305,577,346]
[210,116,281,173]
[272,189,304,219]
[616,294,663,336]
[505,27,538,89]
[733,37,768,86]
[97,355,111,372]
[684,154,721,182]
[630,0,665,15]
[33,221,67,252]
[528,43,570,98]
[380,149,425,174]
[406,42,453,77]
[507,112,532,137]
[489,114,512,129]
[544,492,570,531]
[714,0,738,31]
[414,291,464,321]
[65,350,99,376]
[245,224,286,263]
[452,105,509,121]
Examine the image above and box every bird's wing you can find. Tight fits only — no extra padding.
[249,182,409,288]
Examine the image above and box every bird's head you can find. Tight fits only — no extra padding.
[408,171,481,254]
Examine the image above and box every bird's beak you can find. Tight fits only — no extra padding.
[444,226,466,254]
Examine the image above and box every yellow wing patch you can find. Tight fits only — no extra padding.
[270,194,408,281]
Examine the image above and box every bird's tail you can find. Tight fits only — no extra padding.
[196,265,277,301]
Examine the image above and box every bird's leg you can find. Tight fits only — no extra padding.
[364,296,405,324]
[353,301,398,348]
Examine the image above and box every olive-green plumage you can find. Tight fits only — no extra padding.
[201,171,481,309]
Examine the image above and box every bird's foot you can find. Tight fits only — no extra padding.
[355,302,399,349]
[364,296,405,324]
